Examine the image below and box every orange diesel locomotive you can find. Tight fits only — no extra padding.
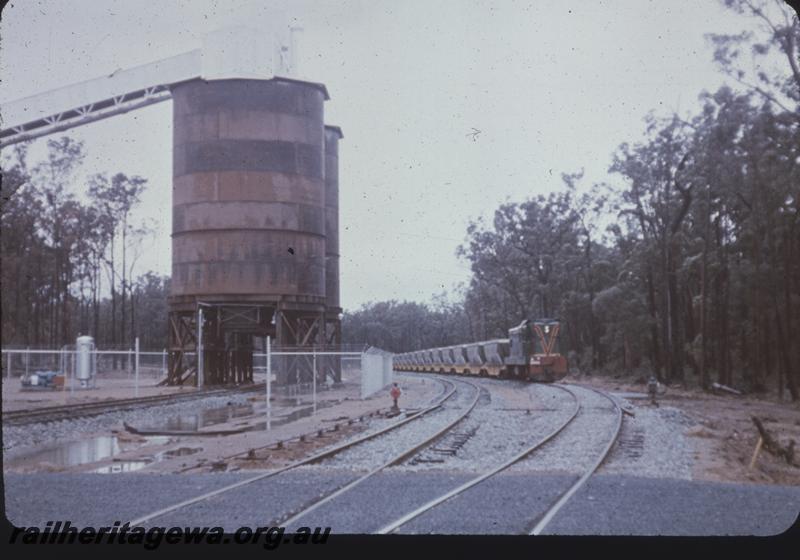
[393,318,568,383]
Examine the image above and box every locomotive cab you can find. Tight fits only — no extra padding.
[506,321,532,369]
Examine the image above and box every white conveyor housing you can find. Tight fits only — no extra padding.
[0,25,300,148]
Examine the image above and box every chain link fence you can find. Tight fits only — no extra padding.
[2,347,169,379]
[1,343,394,404]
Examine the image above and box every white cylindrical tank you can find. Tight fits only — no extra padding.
[76,336,94,387]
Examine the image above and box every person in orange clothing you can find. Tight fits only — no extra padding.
[390,382,401,410]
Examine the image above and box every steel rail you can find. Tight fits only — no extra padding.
[128,375,456,527]
[375,383,580,534]
[278,377,483,528]
[527,385,623,535]
[3,384,266,426]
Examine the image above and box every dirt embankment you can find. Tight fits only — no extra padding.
[568,374,800,486]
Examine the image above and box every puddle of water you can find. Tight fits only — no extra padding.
[93,445,203,474]
[93,444,202,474]
[612,392,649,400]
[272,406,316,426]
[137,403,254,432]
[158,447,202,459]
[93,461,151,474]
[243,406,319,429]
[6,435,170,470]
[9,435,120,468]
[250,401,339,429]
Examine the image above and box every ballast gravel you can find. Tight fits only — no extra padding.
[314,378,479,471]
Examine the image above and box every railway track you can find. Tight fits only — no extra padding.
[526,386,623,535]
[128,375,467,526]
[122,375,621,533]
[274,377,482,527]
[373,382,622,535]
[2,384,266,426]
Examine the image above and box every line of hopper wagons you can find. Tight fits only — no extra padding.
[392,318,569,383]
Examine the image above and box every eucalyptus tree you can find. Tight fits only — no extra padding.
[609,116,697,383]
[29,137,86,346]
[0,147,42,345]
[707,0,799,115]
[88,172,148,348]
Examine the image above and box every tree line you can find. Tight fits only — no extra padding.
[1,1,796,397]
[1,138,169,350]
[344,1,799,399]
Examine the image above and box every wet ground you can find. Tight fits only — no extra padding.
[2,374,437,475]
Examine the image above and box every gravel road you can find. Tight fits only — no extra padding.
[5,472,797,535]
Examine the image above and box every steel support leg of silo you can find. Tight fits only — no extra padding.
[167,310,197,386]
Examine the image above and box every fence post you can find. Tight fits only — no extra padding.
[25,347,30,377]
[70,348,75,396]
[313,348,317,415]
[197,307,204,388]
[135,337,140,398]
[266,336,271,431]
[162,349,167,376]
[92,345,97,389]
[360,351,365,399]
[6,351,10,379]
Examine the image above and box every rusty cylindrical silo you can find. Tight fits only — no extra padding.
[324,125,343,383]
[167,77,331,386]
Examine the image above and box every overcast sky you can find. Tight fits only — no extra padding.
[0,0,758,311]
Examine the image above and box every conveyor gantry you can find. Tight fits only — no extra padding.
[0,25,302,148]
